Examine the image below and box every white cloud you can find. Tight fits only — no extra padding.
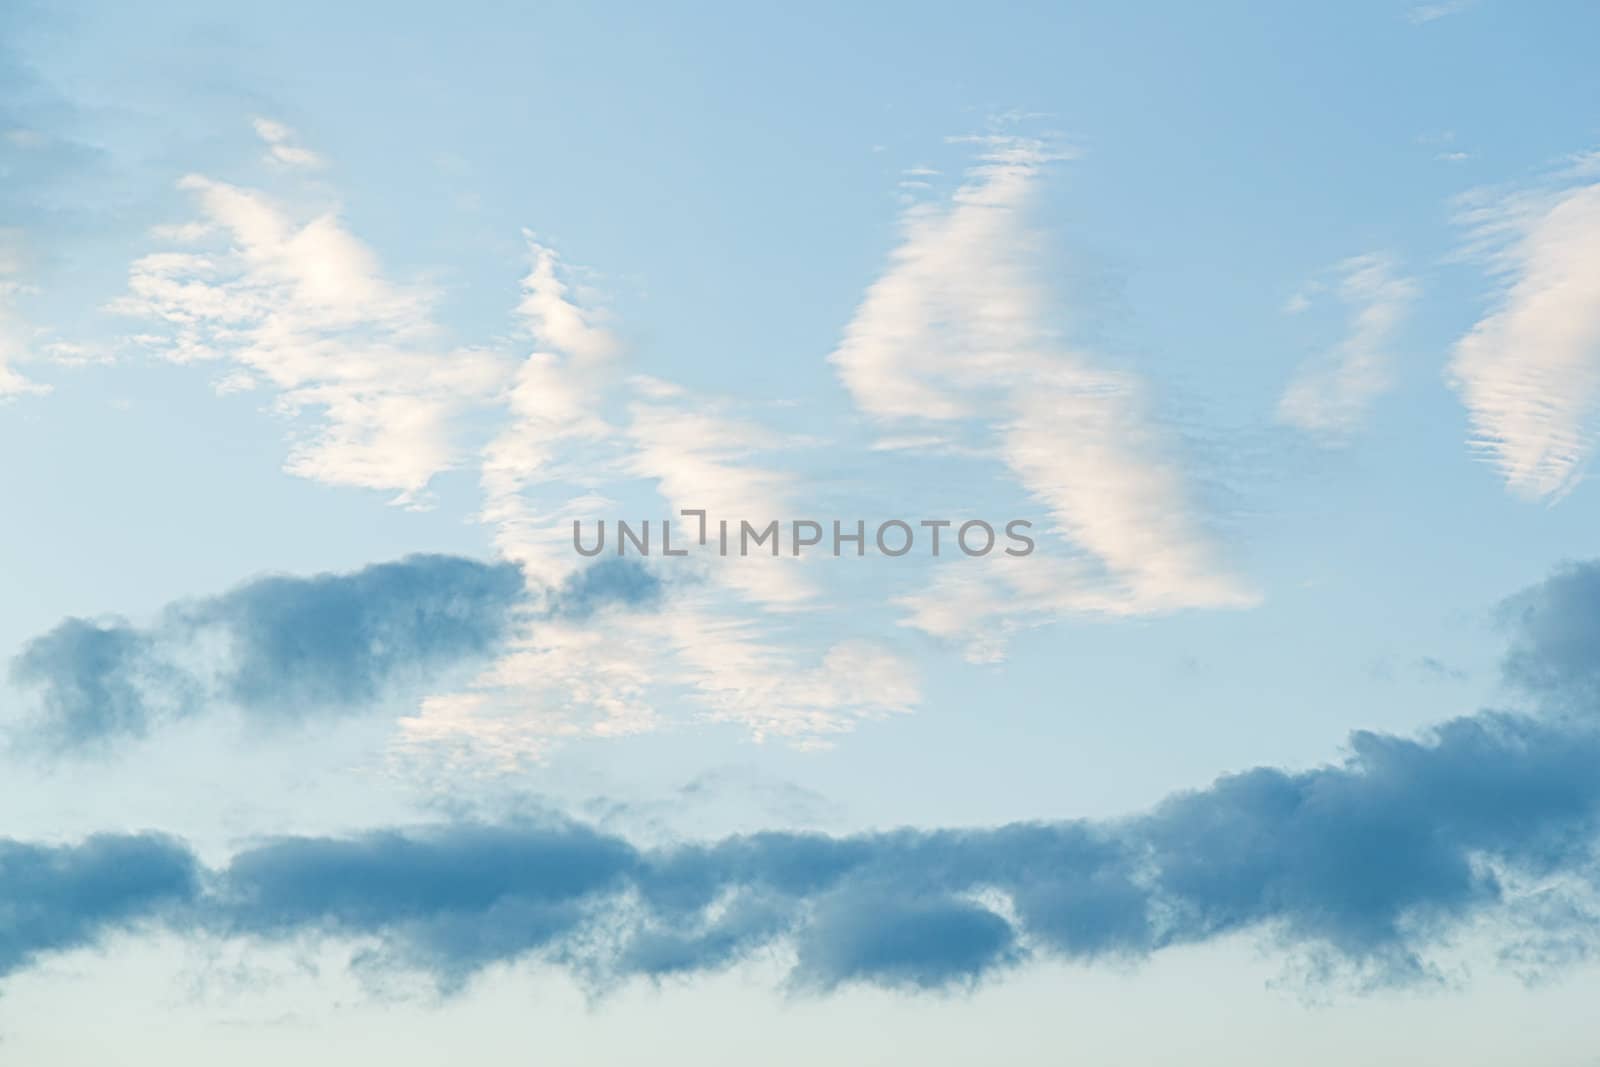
[665,619,917,744]
[396,240,915,770]
[253,117,324,169]
[394,595,919,773]
[830,137,1061,421]
[1283,290,1315,315]
[94,122,1256,752]
[0,235,49,400]
[895,555,1117,664]
[478,237,623,579]
[0,299,50,400]
[623,393,817,610]
[829,135,1255,656]
[1450,175,1600,499]
[1277,253,1417,438]
[113,171,508,505]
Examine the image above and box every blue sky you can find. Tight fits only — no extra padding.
[6,1,1600,1062]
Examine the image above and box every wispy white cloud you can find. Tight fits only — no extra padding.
[623,393,817,610]
[1283,289,1317,315]
[478,236,622,579]
[1450,168,1600,499]
[830,135,1255,658]
[666,620,917,745]
[396,602,918,772]
[0,233,49,400]
[112,157,508,506]
[252,117,323,169]
[393,239,917,770]
[91,121,1255,753]
[830,137,1064,421]
[1277,253,1417,438]
[0,292,49,400]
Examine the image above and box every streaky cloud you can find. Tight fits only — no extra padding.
[1450,169,1600,499]
[1276,253,1417,438]
[830,133,1254,660]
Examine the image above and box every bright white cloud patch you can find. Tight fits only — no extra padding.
[830,136,1255,658]
[1450,173,1600,500]
[113,171,508,505]
[1277,254,1417,438]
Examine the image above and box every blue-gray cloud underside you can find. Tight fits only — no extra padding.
[6,561,1600,995]
[6,554,661,750]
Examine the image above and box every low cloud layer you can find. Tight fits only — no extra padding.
[6,554,660,751]
[6,562,1600,995]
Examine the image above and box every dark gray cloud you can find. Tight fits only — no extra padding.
[790,887,1020,990]
[7,554,662,750]
[9,554,525,748]
[0,833,198,979]
[7,716,1600,995]
[9,619,179,747]
[548,557,664,621]
[185,554,528,711]
[5,560,1600,994]
[1500,559,1600,712]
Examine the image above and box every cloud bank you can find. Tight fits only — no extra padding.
[8,561,1600,995]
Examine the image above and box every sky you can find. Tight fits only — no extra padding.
[5,1,1600,1063]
